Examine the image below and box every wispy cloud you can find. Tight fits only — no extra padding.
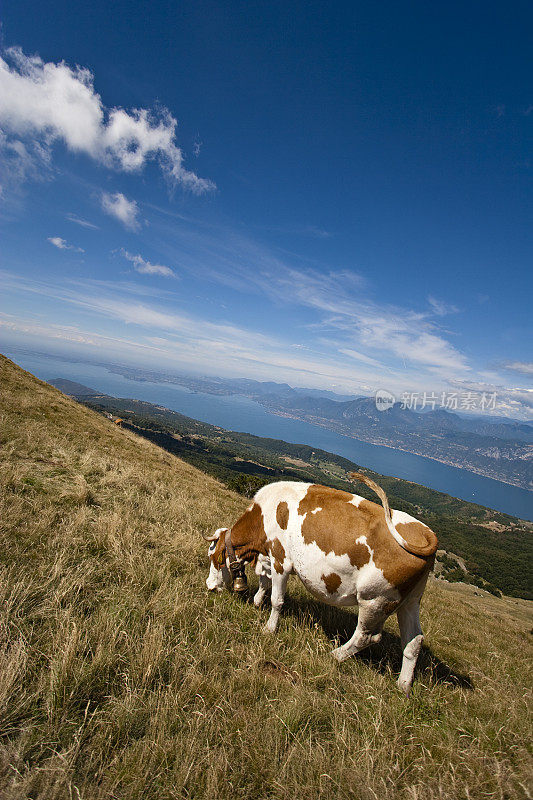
[146,209,469,376]
[0,312,168,354]
[100,192,139,230]
[47,236,84,252]
[119,249,175,278]
[0,46,215,193]
[66,213,99,229]
[257,266,468,373]
[428,296,459,316]
[338,348,386,368]
[503,361,533,376]
[0,270,396,392]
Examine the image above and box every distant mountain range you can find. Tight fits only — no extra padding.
[254,393,532,490]
[52,370,533,491]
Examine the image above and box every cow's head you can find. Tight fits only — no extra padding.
[204,527,249,593]
[204,528,232,591]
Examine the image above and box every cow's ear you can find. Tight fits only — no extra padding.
[214,537,226,567]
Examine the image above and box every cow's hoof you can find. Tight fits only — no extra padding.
[331,646,349,663]
[262,622,277,634]
[397,678,412,697]
[253,593,265,607]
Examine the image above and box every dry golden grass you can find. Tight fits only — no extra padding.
[0,354,532,800]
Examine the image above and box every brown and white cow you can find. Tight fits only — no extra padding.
[205,472,438,695]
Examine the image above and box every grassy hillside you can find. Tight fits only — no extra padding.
[1,354,532,800]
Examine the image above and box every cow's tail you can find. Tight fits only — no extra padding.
[349,471,437,557]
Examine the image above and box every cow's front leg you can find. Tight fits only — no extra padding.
[253,556,272,607]
[254,571,272,607]
[263,569,289,633]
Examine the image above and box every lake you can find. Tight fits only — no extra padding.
[5,349,532,521]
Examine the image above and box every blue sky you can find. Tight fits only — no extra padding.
[0,1,531,417]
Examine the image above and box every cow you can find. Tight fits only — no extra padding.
[205,472,438,695]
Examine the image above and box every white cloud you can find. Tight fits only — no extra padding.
[119,249,175,278]
[503,361,533,376]
[100,192,139,230]
[449,378,533,416]
[47,236,84,252]
[66,213,99,229]
[0,313,168,353]
[0,47,215,193]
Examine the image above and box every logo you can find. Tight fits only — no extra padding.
[375,389,395,412]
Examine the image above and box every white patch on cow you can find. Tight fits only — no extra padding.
[206,558,231,591]
[255,553,271,578]
[255,481,311,544]
[310,506,322,514]
[206,528,232,591]
[348,494,365,507]
[356,561,399,602]
[391,508,431,529]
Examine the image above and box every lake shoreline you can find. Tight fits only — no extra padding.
[264,407,532,493]
[3,349,532,521]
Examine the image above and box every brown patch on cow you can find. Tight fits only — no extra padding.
[213,502,268,566]
[322,572,342,594]
[298,485,372,569]
[357,498,435,597]
[383,599,400,615]
[297,484,436,599]
[396,521,438,554]
[269,537,286,574]
[276,501,290,530]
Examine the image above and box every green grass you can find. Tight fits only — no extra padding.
[1,354,532,800]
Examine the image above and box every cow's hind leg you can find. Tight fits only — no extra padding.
[396,600,424,697]
[331,598,388,662]
[263,569,290,633]
[395,568,431,696]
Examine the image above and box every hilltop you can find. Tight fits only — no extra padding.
[1,354,532,800]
